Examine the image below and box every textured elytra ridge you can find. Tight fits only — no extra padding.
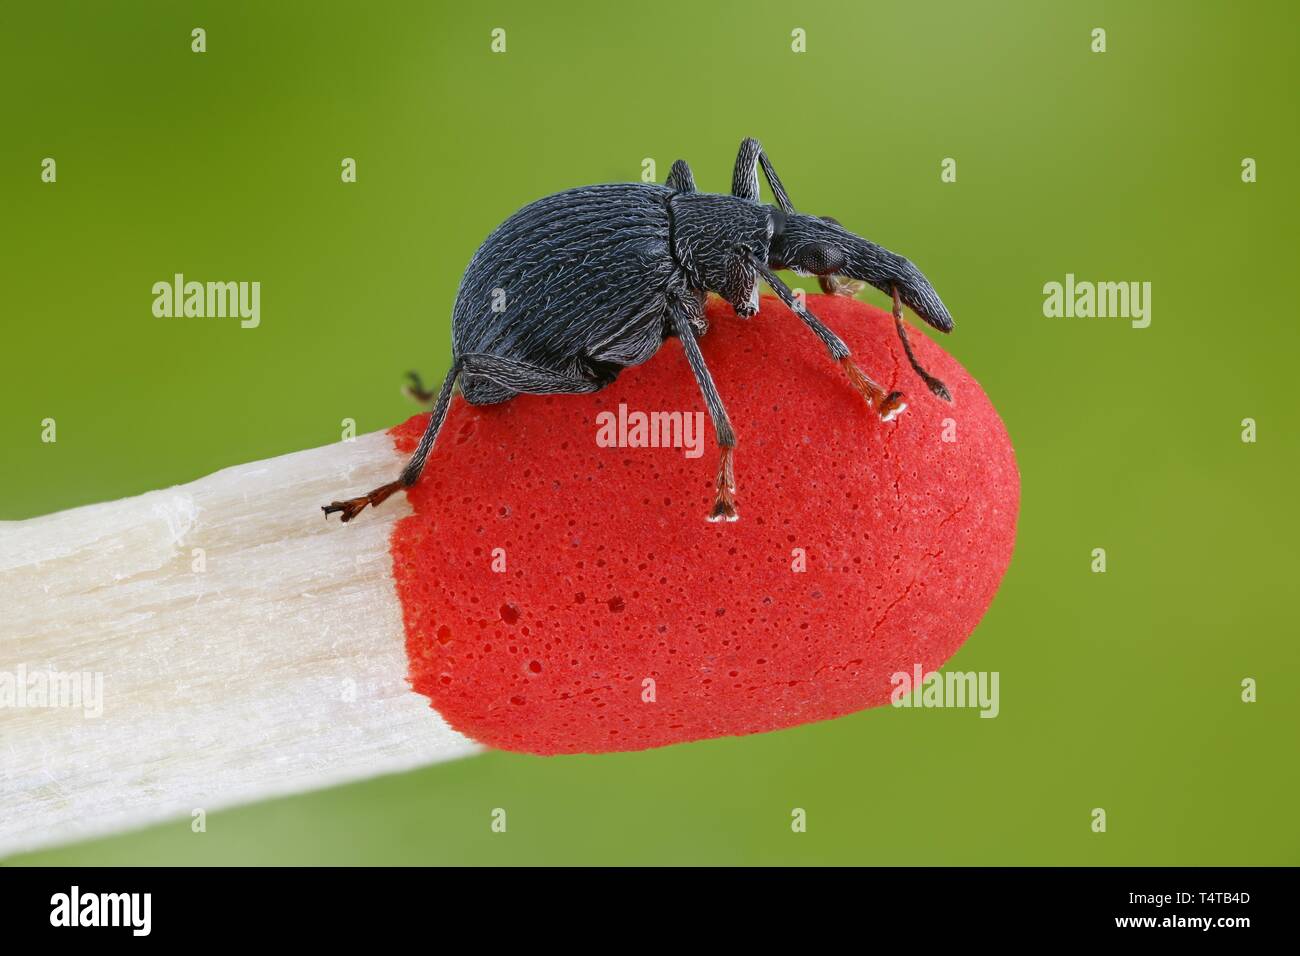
[390,294,1019,754]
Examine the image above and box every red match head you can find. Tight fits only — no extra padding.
[390,294,1018,754]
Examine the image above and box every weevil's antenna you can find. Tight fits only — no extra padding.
[892,285,952,402]
[757,151,795,214]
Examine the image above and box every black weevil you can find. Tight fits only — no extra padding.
[324,138,954,523]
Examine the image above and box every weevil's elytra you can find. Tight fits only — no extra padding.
[323,138,955,524]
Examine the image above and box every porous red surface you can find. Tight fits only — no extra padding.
[390,294,1018,754]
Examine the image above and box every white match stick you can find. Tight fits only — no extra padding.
[0,430,481,859]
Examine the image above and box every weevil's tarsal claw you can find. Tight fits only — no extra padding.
[707,447,739,522]
[839,358,907,422]
[927,378,953,403]
[322,498,369,522]
[708,497,738,522]
[879,392,907,422]
[322,479,404,523]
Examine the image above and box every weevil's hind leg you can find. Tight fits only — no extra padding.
[666,159,697,193]
[322,363,461,523]
[751,259,906,421]
[669,293,739,521]
[731,137,795,212]
[459,352,608,395]
[320,478,406,523]
[891,285,952,402]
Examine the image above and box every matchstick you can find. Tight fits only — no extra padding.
[0,430,482,858]
[0,295,1019,860]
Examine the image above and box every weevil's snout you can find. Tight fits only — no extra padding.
[894,269,954,333]
[840,234,954,334]
[770,214,954,333]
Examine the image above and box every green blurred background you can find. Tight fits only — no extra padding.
[2,1,1296,865]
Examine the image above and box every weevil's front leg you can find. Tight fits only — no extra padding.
[751,259,906,421]
[891,285,952,402]
[669,293,739,521]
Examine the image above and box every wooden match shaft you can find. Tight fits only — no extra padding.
[0,430,481,858]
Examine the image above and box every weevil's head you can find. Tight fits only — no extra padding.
[768,211,954,333]
[674,194,774,317]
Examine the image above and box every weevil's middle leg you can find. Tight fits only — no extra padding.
[669,292,740,521]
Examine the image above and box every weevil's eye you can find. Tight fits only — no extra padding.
[809,245,846,274]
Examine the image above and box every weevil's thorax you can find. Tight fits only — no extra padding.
[668,194,774,317]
